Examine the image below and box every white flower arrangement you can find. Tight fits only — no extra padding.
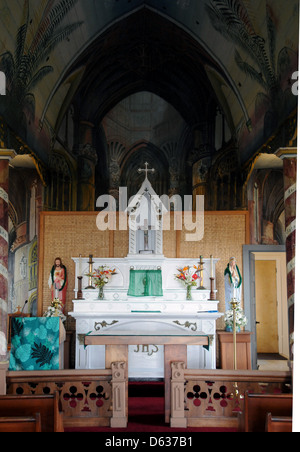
[44,299,66,322]
[224,304,247,330]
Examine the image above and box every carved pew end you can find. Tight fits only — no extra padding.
[170,362,187,429]
[110,362,127,429]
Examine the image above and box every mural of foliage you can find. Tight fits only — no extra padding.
[0,0,83,125]
[206,0,297,133]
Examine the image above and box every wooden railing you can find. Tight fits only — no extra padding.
[6,362,127,429]
[5,362,293,430]
[170,362,292,429]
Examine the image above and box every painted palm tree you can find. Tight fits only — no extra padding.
[206,0,297,134]
[0,0,83,128]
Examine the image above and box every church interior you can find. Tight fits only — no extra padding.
[0,0,298,433]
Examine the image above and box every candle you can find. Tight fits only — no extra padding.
[79,254,82,277]
[210,255,214,278]
[55,283,59,299]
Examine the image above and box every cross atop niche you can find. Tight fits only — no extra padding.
[138,162,155,179]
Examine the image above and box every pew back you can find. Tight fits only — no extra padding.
[0,392,63,432]
[242,392,293,432]
[0,413,42,432]
[266,413,293,433]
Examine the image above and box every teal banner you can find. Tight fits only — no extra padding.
[9,317,60,371]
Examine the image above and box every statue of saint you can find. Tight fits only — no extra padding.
[224,257,242,311]
[48,257,68,313]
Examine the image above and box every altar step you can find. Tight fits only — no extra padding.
[129,381,165,398]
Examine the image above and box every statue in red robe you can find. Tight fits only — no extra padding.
[48,257,68,314]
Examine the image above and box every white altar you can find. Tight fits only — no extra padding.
[69,255,222,378]
[69,166,223,378]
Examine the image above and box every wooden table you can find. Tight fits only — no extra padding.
[85,333,210,423]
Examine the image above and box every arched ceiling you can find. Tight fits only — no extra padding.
[67,7,221,127]
[0,0,298,165]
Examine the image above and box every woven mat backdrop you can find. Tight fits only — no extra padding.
[38,211,249,328]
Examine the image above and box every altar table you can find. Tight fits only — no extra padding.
[85,332,210,423]
[70,256,223,376]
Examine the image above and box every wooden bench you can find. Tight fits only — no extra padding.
[0,413,42,432]
[239,392,293,432]
[266,413,293,433]
[0,392,64,432]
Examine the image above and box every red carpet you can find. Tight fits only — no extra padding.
[65,383,237,433]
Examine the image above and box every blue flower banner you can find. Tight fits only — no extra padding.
[9,317,60,371]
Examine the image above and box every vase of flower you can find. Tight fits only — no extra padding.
[225,325,241,333]
[86,265,117,301]
[186,285,192,300]
[98,285,104,300]
[224,303,247,332]
[174,266,200,301]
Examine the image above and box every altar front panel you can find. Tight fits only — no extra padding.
[72,312,220,377]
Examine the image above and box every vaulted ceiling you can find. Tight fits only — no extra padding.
[0,0,298,169]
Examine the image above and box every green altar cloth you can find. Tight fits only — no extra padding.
[9,317,61,371]
[127,269,163,297]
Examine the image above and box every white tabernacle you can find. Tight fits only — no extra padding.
[69,255,223,378]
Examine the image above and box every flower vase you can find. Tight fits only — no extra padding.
[225,325,241,333]
[186,285,192,300]
[98,285,104,300]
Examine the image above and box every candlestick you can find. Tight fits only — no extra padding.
[209,277,216,300]
[77,276,84,299]
[85,254,95,289]
[197,255,206,290]
[230,298,238,370]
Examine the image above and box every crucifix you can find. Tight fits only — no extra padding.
[138,162,155,179]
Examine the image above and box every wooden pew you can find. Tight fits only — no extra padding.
[266,413,293,433]
[0,392,64,432]
[239,392,293,432]
[0,413,42,432]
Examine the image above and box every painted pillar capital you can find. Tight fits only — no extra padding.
[0,149,17,161]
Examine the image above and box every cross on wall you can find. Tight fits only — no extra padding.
[138,162,155,179]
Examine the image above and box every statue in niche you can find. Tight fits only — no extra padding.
[224,257,242,311]
[48,257,68,314]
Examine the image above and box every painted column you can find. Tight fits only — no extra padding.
[0,150,16,364]
[275,148,297,364]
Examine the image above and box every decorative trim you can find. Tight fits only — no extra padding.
[284,184,297,202]
[0,263,8,280]
[287,257,295,274]
[286,219,296,238]
[173,320,197,331]
[0,187,8,203]
[94,321,119,331]
[0,226,8,243]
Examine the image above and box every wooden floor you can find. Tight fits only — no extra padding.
[257,354,289,372]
